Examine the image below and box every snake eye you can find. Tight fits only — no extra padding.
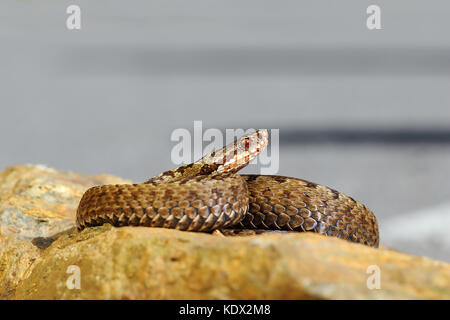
[242,137,251,150]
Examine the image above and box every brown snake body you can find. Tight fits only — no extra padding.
[76,130,379,247]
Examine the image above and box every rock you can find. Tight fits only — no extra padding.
[0,164,131,299]
[9,225,450,299]
[0,164,449,299]
[0,164,131,240]
[0,233,40,298]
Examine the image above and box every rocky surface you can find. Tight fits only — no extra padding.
[0,165,449,299]
[0,164,130,240]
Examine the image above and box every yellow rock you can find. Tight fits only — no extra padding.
[0,164,131,239]
[9,225,450,300]
[0,165,449,299]
[0,233,40,299]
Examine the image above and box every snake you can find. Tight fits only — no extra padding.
[76,129,379,247]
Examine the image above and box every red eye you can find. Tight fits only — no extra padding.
[243,138,250,149]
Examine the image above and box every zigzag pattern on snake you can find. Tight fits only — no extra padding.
[76,129,379,247]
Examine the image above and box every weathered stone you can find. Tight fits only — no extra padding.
[0,164,449,299]
[0,164,130,240]
[9,225,450,300]
[0,233,40,299]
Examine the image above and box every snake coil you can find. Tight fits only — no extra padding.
[76,129,379,247]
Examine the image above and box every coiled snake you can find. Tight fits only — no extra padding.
[76,129,379,247]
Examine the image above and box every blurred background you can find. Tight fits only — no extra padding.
[1,0,449,261]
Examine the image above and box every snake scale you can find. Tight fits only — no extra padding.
[76,129,379,247]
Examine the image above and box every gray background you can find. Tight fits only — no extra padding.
[1,1,450,261]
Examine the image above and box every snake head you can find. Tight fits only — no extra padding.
[202,129,269,174]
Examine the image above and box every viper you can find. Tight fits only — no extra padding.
[76,129,379,247]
